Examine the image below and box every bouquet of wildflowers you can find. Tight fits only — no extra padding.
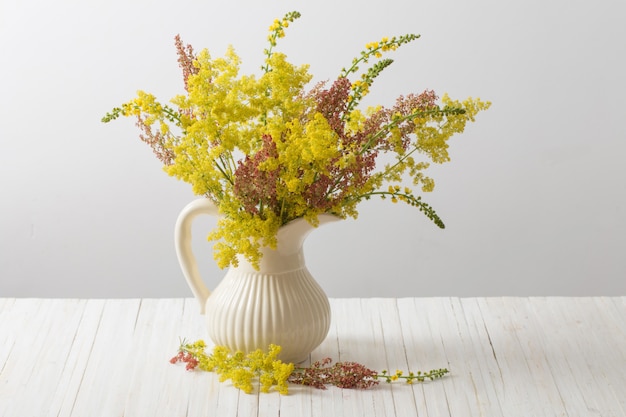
[103,11,490,269]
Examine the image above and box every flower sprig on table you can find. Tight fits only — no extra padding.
[103,11,490,269]
[170,340,449,394]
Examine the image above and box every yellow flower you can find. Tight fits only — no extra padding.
[269,19,280,31]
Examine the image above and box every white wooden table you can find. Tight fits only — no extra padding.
[1,297,625,416]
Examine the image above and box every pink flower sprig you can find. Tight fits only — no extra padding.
[288,357,380,389]
[170,349,199,371]
[289,357,449,389]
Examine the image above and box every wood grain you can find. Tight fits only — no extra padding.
[1,297,624,416]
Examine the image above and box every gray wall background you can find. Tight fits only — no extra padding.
[1,0,625,298]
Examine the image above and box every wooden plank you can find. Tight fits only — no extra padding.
[335,298,398,417]
[347,298,417,417]
[547,297,626,416]
[32,299,91,417]
[67,299,142,416]
[49,299,106,417]
[430,297,504,416]
[0,299,103,417]
[0,297,17,394]
[524,297,608,415]
[477,297,569,417]
[366,298,420,417]
[122,298,191,416]
[169,297,219,417]
[458,298,508,415]
[397,298,453,417]
[0,298,13,315]
[1,298,48,417]
[1,299,84,417]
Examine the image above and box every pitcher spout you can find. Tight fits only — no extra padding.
[276,213,341,254]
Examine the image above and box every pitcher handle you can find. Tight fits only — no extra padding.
[174,198,220,314]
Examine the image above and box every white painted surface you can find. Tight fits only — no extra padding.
[1,0,625,298]
[1,297,624,416]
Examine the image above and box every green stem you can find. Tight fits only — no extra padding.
[341,46,383,78]
[382,145,420,177]
[214,157,233,186]
[376,368,449,383]
[162,105,182,125]
[345,190,445,228]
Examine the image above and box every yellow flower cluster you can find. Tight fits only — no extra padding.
[183,342,294,394]
[103,11,490,269]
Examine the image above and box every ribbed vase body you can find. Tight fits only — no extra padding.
[205,258,330,363]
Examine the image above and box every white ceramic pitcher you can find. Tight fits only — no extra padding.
[174,198,339,363]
